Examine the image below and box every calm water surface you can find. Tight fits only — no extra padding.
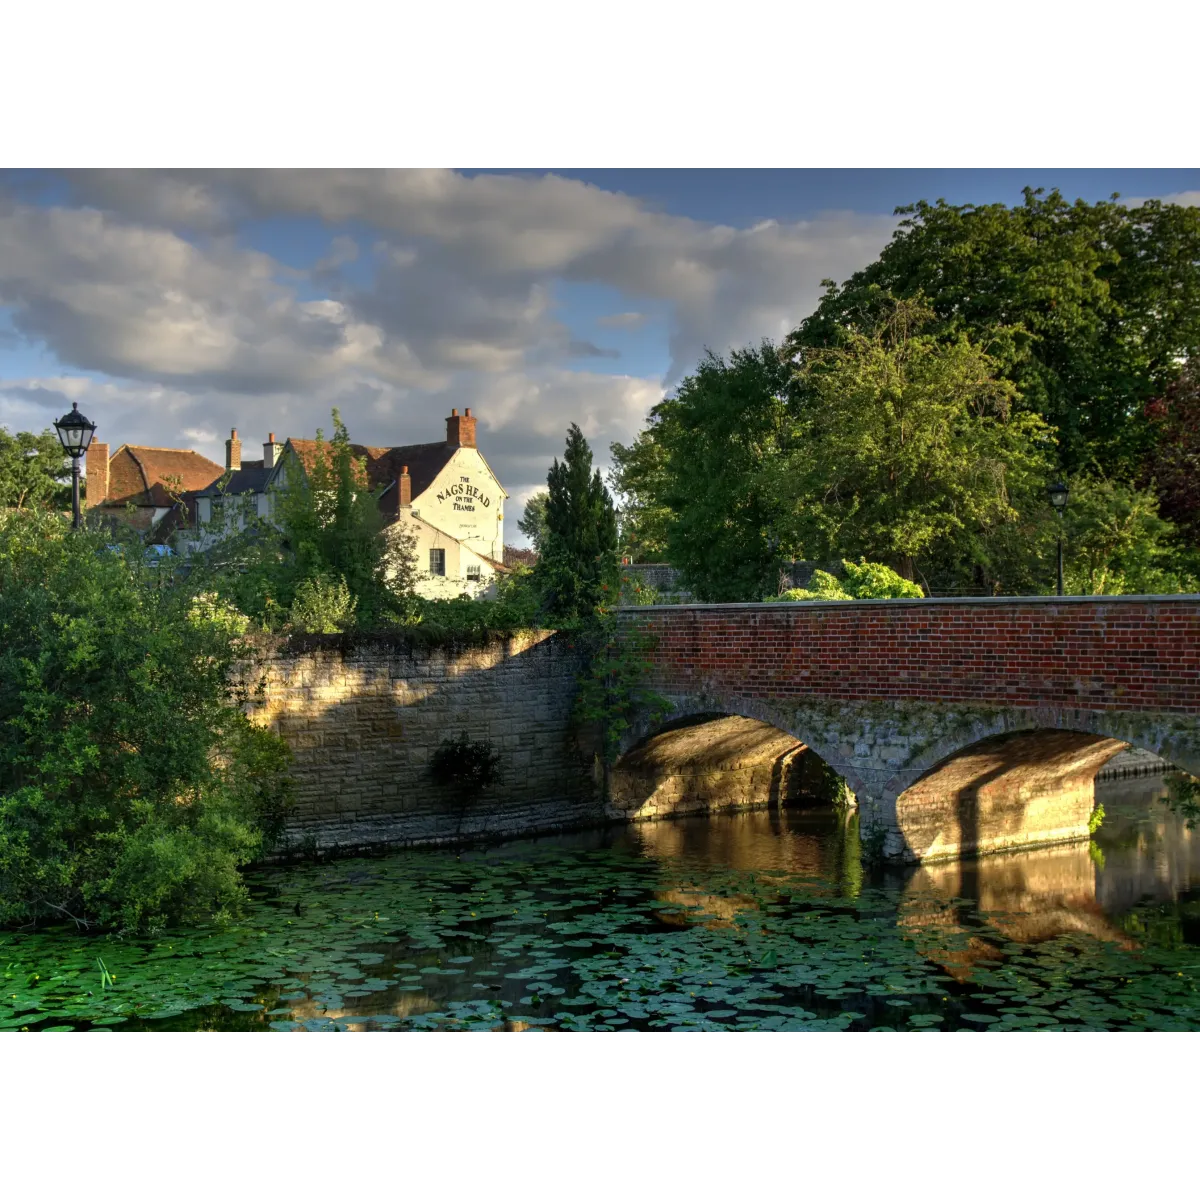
[4,776,1200,1031]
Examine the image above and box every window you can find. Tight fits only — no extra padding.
[466,564,481,581]
[429,548,446,576]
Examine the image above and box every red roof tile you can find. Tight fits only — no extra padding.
[103,445,224,507]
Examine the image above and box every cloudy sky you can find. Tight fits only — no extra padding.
[2,168,1199,545]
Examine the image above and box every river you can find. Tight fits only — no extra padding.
[3,774,1199,1031]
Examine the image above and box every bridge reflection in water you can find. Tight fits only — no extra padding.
[622,778,1200,980]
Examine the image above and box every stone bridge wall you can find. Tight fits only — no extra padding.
[240,631,598,854]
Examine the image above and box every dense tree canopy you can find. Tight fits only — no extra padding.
[0,510,291,931]
[612,189,1200,599]
[782,300,1053,581]
[787,189,1200,478]
[611,342,793,601]
[0,427,69,511]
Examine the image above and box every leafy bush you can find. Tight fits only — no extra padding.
[289,574,357,633]
[0,509,292,932]
[766,559,925,601]
[430,734,503,794]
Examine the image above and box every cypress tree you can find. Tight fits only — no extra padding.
[537,423,619,621]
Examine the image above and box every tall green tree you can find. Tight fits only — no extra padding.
[0,427,69,511]
[612,341,794,601]
[517,491,549,552]
[535,424,619,621]
[783,299,1054,583]
[788,188,1200,477]
[608,429,675,563]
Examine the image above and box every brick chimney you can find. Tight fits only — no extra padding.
[398,464,411,508]
[445,407,477,448]
[263,432,278,469]
[86,442,109,505]
[225,428,241,471]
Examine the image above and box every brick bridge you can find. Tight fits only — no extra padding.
[613,596,1200,863]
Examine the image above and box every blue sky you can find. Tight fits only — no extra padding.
[2,169,1197,542]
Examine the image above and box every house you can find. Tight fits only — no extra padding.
[191,408,509,600]
[84,440,225,533]
[191,429,281,536]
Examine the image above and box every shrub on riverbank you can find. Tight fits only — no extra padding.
[0,510,292,933]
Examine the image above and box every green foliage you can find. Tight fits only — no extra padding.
[614,342,794,601]
[0,508,292,932]
[620,572,661,606]
[289,574,357,633]
[766,559,925,602]
[1164,775,1200,829]
[404,566,546,641]
[784,299,1054,579]
[517,492,549,553]
[201,410,417,632]
[1060,474,1199,595]
[1088,803,1106,835]
[609,431,676,563]
[1144,359,1200,548]
[0,426,70,511]
[789,188,1200,478]
[573,616,673,764]
[535,423,620,622]
[430,734,503,795]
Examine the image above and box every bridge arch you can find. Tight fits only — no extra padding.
[614,691,870,804]
[876,707,1200,863]
[881,705,1200,799]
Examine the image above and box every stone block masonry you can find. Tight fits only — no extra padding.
[240,630,599,854]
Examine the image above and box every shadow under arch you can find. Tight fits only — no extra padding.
[608,706,856,824]
[880,707,1200,862]
[614,692,870,808]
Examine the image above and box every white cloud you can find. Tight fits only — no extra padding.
[1,170,905,543]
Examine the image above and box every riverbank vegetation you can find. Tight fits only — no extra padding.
[0,510,292,933]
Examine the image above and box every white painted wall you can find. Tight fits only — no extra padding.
[388,512,499,600]
[410,448,506,566]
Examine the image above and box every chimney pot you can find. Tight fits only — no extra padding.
[445,407,477,449]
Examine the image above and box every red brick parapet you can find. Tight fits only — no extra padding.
[618,595,1200,715]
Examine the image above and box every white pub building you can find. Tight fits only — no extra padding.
[192,407,509,599]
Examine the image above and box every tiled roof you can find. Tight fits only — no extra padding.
[104,445,224,507]
[193,461,271,498]
[286,439,457,519]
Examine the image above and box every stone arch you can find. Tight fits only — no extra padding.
[878,706,1200,863]
[880,705,1200,801]
[616,691,871,800]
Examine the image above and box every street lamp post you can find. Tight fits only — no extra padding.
[1047,480,1070,596]
[53,402,97,529]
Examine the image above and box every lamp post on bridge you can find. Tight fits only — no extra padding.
[1047,480,1070,596]
[54,402,97,530]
